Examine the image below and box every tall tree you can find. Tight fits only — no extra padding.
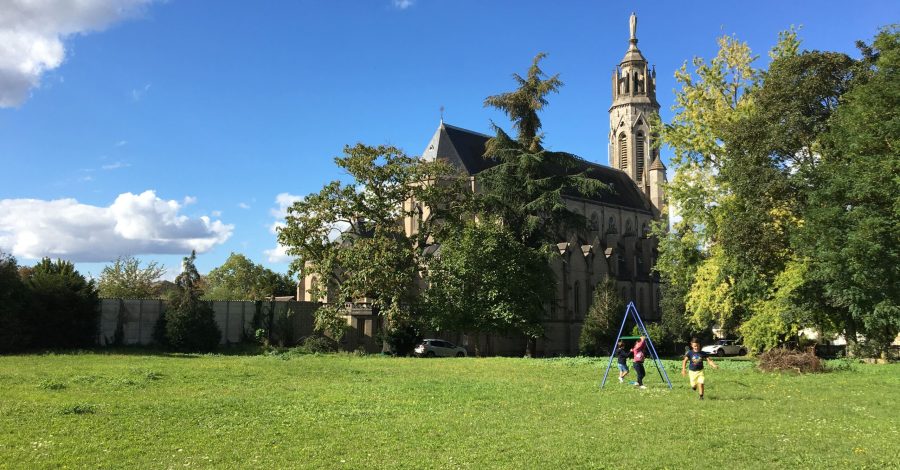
[156,251,221,351]
[655,33,760,334]
[423,221,553,354]
[278,144,457,344]
[481,53,605,248]
[98,255,166,298]
[800,27,900,356]
[204,253,294,301]
[484,52,562,152]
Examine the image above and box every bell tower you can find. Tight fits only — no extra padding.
[608,13,666,216]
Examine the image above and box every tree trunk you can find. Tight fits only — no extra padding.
[844,315,858,357]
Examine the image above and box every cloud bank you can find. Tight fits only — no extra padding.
[264,192,352,264]
[0,0,156,107]
[0,190,233,262]
[264,193,303,263]
[392,0,414,10]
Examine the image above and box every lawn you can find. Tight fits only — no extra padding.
[0,351,897,469]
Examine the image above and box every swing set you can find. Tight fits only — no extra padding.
[600,301,672,389]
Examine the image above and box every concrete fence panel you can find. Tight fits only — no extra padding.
[97,298,319,347]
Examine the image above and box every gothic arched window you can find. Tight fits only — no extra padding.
[619,133,628,170]
[636,132,645,182]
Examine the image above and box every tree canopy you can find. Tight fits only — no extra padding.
[656,26,900,356]
[204,253,294,301]
[98,255,166,299]
[277,143,459,342]
[423,221,553,345]
[480,53,606,248]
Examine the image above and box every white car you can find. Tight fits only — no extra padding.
[414,339,467,358]
[702,339,747,357]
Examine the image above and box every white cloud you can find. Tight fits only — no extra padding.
[270,192,303,219]
[237,202,251,210]
[0,190,233,262]
[114,140,127,147]
[392,0,414,9]
[0,0,158,108]
[264,193,302,263]
[182,195,197,205]
[211,210,222,217]
[264,244,291,264]
[101,161,130,170]
[131,82,150,101]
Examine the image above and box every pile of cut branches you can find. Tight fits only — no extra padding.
[758,347,823,373]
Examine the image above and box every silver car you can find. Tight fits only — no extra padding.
[414,339,467,357]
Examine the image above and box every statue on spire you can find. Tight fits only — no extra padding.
[629,12,637,42]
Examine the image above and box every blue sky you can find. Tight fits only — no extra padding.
[0,0,895,279]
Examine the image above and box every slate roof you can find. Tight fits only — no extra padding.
[424,123,652,213]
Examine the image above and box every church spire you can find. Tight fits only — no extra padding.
[608,13,665,217]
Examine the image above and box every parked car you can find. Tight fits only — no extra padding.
[702,339,747,357]
[414,339,467,357]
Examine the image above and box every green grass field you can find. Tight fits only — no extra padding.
[0,351,897,469]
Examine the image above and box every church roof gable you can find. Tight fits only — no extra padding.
[424,123,651,212]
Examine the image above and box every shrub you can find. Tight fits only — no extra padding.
[758,347,823,373]
[0,252,30,352]
[298,335,337,354]
[378,321,421,356]
[158,297,221,352]
[23,258,100,350]
[579,279,624,356]
[155,251,221,352]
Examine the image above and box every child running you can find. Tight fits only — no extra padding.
[614,341,631,383]
[682,338,719,400]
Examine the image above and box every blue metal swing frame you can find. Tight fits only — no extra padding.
[600,301,672,389]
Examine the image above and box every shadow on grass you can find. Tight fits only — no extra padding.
[5,343,266,358]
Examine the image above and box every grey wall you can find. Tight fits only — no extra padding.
[98,299,319,346]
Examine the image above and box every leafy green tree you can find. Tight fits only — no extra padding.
[480,53,606,248]
[204,253,294,301]
[0,252,30,352]
[655,33,760,334]
[98,255,166,298]
[24,258,100,349]
[578,278,625,356]
[156,251,221,351]
[800,27,900,357]
[277,144,457,346]
[423,221,553,354]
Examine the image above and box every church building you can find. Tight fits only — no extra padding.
[415,13,666,355]
[300,14,667,356]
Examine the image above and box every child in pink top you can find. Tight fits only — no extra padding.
[631,335,647,389]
